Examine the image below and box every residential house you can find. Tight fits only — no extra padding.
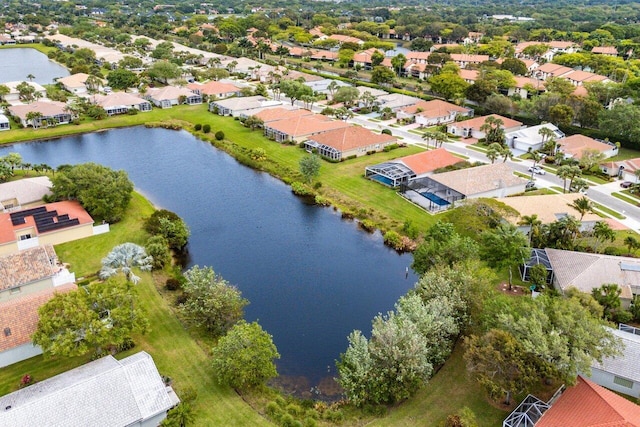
[526,248,640,307]
[0,201,95,255]
[601,157,640,182]
[508,76,545,99]
[0,176,52,211]
[463,31,484,44]
[459,69,479,84]
[404,61,430,80]
[0,34,15,45]
[186,80,242,99]
[263,114,351,143]
[515,40,577,62]
[92,92,152,115]
[587,326,640,398]
[352,48,387,70]
[405,51,431,64]
[562,70,610,86]
[450,53,489,69]
[535,376,640,427]
[210,95,282,117]
[0,244,75,303]
[246,107,313,124]
[592,46,618,56]
[0,351,180,426]
[2,81,47,104]
[145,86,201,108]
[0,283,77,368]
[0,114,9,131]
[365,147,464,187]
[396,99,473,126]
[505,123,565,152]
[303,78,350,95]
[304,126,397,161]
[375,93,421,110]
[310,50,339,62]
[401,163,527,212]
[7,101,72,128]
[556,134,618,160]
[534,63,573,80]
[446,114,523,140]
[309,27,327,40]
[57,73,102,95]
[328,34,364,46]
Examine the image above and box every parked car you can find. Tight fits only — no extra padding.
[621,181,633,188]
[525,180,536,190]
[528,165,546,175]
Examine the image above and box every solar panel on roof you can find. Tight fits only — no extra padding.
[620,263,640,272]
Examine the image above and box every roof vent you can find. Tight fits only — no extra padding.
[3,328,10,337]
[5,406,11,411]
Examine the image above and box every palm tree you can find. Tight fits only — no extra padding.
[592,221,615,253]
[327,80,340,100]
[557,165,581,193]
[99,243,153,284]
[519,214,542,246]
[500,145,513,163]
[422,131,448,149]
[486,142,502,164]
[26,73,35,82]
[568,196,594,221]
[25,111,43,128]
[625,235,639,256]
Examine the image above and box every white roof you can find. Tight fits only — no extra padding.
[0,176,52,207]
[2,81,46,93]
[592,328,640,383]
[212,95,281,111]
[506,123,563,147]
[0,114,8,124]
[0,351,178,427]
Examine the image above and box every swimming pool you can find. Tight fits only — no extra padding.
[420,192,450,206]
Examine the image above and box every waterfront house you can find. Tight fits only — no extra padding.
[304,126,397,161]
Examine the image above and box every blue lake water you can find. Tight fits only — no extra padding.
[0,48,69,85]
[0,127,417,399]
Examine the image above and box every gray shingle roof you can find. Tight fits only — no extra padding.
[592,328,640,383]
[0,351,178,426]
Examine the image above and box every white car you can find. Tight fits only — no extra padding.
[528,165,546,175]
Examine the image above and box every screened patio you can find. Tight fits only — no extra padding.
[503,394,550,427]
[520,248,554,283]
[365,162,416,187]
[399,176,464,212]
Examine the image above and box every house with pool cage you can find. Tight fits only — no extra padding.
[365,148,464,187]
[400,163,527,212]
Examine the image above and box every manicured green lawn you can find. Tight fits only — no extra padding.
[0,194,270,426]
[369,343,507,427]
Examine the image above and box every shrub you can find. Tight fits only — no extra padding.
[202,124,211,133]
[194,123,202,131]
[291,182,315,197]
[359,219,376,233]
[314,195,331,206]
[19,374,34,388]
[166,278,182,291]
[215,130,225,140]
[383,230,402,249]
[127,108,138,115]
[145,235,171,270]
[381,128,392,135]
[313,182,322,189]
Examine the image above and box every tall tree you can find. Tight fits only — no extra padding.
[568,196,594,221]
[592,221,615,253]
[210,321,280,390]
[481,223,529,289]
[299,154,321,183]
[32,280,148,357]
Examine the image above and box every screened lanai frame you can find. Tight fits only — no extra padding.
[399,176,464,212]
[520,248,554,284]
[503,394,550,427]
[365,162,416,187]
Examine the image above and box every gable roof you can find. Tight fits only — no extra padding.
[265,115,351,137]
[0,245,58,292]
[430,163,525,196]
[397,148,464,175]
[544,248,638,299]
[0,283,77,352]
[400,99,470,117]
[536,376,640,427]
[557,134,614,159]
[7,101,68,121]
[92,92,149,109]
[602,157,640,173]
[592,328,640,384]
[450,53,489,63]
[0,351,179,426]
[57,73,100,89]
[306,126,396,152]
[0,176,52,208]
[592,46,618,55]
[451,114,522,131]
[536,63,573,77]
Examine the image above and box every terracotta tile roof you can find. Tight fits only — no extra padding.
[328,34,363,44]
[397,148,463,175]
[452,114,522,131]
[499,193,601,224]
[592,46,618,55]
[536,63,573,76]
[266,115,351,138]
[450,53,489,63]
[557,134,614,159]
[431,163,526,196]
[514,76,545,90]
[406,51,431,61]
[602,158,640,173]
[400,99,470,117]
[353,48,382,64]
[459,69,479,82]
[7,101,68,122]
[57,73,103,89]
[536,376,640,427]
[0,201,94,245]
[310,50,339,60]
[186,81,241,96]
[0,283,77,352]
[252,107,313,123]
[307,126,396,152]
[0,245,58,292]
[564,70,608,83]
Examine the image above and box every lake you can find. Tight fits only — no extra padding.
[0,48,69,85]
[0,127,417,399]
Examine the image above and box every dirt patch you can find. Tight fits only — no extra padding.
[497,283,530,296]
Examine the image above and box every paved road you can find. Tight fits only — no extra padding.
[285,95,640,232]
